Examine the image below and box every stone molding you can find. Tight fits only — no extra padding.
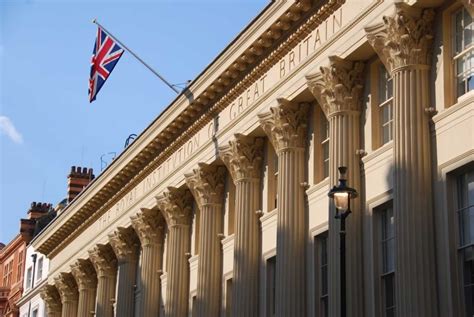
[54,272,78,303]
[108,227,139,262]
[365,3,435,72]
[70,259,97,290]
[258,98,309,152]
[88,244,117,277]
[130,208,166,246]
[185,163,226,208]
[306,56,364,118]
[157,186,194,227]
[40,284,62,313]
[219,134,264,182]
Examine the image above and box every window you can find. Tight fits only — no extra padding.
[36,257,43,281]
[266,256,276,317]
[26,267,32,289]
[315,232,328,317]
[17,250,23,282]
[32,308,38,317]
[3,260,13,287]
[456,170,474,316]
[226,278,233,317]
[453,7,474,98]
[380,205,395,317]
[321,116,330,180]
[378,65,393,145]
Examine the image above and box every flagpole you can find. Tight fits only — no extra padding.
[92,19,180,94]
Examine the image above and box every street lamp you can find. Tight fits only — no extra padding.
[328,166,358,317]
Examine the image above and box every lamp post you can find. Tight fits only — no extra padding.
[328,166,358,317]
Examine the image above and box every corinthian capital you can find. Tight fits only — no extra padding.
[157,187,193,227]
[219,134,264,182]
[258,98,309,152]
[306,56,364,118]
[185,163,226,208]
[109,227,139,262]
[54,272,78,303]
[40,284,62,314]
[131,208,166,246]
[88,244,117,277]
[365,3,435,71]
[70,259,97,290]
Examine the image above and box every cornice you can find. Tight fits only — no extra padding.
[34,0,345,257]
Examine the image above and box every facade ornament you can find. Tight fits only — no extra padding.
[306,56,364,118]
[88,244,117,277]
[258,98,309,152]
[40,284,62,314]
[70,259,97,290]
[108,227,139,262]
[130,208,166,246]
[53,273,78,303]
[185,163,226,207]
[157,186,193,227]
[365,3,435,72]
[219,134,264,182]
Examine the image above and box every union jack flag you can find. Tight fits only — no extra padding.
[88,27,124,102]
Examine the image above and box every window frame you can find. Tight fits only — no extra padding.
[314,231,329,317]
[443,3,474,107]
[370,60,393,150]
[314,105,330,183]
[379,204,395,317]
[453,166,474,316]
[36,257,43,282]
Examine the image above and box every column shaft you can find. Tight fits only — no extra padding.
[219,134,264,317]
[77,288,96,316]
[95,274,117,317]
[116,257,138,317]
[393,66,437,316]
[327,113,363,317]
[232,179,260,317]
[275,148,306,317]
[141,242,164,317]
[196,203,223,317]
[165,225,191,317]
[62,300,79,317]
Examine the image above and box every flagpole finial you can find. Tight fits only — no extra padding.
[92,18,97,24]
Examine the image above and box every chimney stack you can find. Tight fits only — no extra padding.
[20,201,52,242]
[67,166,95,203]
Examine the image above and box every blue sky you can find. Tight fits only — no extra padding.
[0,0,268,243]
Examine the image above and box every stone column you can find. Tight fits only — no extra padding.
[71,259,98,317]
[185,163,226,317]
[258,99,309,317]
[365,4,438,317]
[157,187,193,317]
[54,272,79,317]
[40,284,62,317]
[131,208,166,317]
[306,56,365,317]
[109,227,140,317]
[219,134,264,317]
[89,244,117,317]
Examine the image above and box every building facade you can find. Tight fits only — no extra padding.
[0,202,55,317]
[30,0,473,316]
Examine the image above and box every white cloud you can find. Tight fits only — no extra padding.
[0,116,23,144]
